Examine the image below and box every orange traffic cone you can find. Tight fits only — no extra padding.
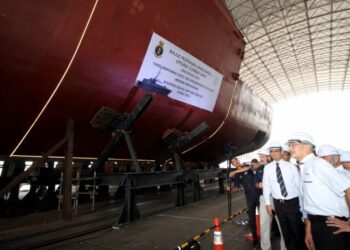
[245,208,261,241]
[255,207,261,240]
[213,218,224,250]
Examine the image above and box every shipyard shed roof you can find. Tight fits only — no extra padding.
[225,0,350,103]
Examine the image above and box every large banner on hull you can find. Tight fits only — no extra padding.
[136,33,223,112]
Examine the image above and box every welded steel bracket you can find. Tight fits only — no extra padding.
[90,93,153,173]
[154,122,209,171]
[108,171,185,225]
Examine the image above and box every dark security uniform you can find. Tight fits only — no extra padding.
[254,164,264,196]
[234,168,260,245]
[239,169,260,203]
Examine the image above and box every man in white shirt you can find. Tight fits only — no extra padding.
[317,144,340,168]
[262,141,306,250]
[255,148,286,250]
[287,132,350,250]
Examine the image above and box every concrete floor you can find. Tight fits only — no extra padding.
[48,191,281,250]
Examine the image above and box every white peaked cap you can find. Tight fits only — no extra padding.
[287,132,315,146]
[268,140,282,150]
[257,147,269,155]
[317,144,339,157]
[282,145,290,153]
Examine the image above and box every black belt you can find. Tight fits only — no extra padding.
[308,214,348,222]
[273,197,298,203]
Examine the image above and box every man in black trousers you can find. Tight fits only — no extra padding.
[262,141,307,250]
[230,158,260,249]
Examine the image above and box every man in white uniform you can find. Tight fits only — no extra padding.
[287,132,350,250]
[254,148,286,250]
[262,141,306,250]
[317,144,340,167]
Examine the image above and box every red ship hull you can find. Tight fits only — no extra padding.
[0,0,272,161]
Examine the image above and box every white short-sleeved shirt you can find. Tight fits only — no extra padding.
[262,159,301,205]
[301,154,350,218]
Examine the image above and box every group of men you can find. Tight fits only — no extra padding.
[228,132,350,250]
